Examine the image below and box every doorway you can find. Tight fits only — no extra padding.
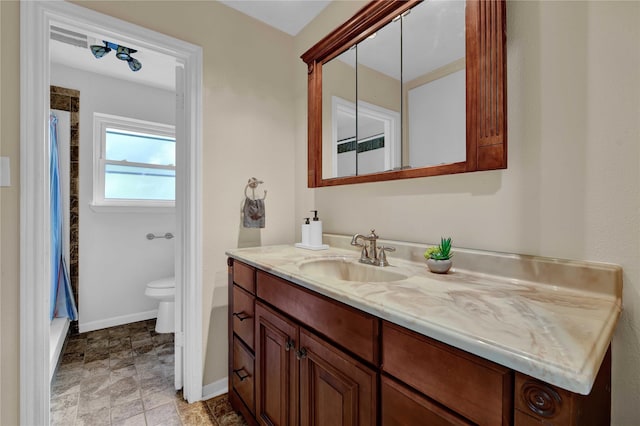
[20,2,203,425]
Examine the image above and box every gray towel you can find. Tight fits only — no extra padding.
[243,197,265,228]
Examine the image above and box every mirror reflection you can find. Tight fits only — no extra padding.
[357,17,401,176]
[321,0,466,179]
[403,0,466,168]
[322,48,356,178]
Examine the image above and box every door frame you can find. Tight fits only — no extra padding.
[20,1,203,424]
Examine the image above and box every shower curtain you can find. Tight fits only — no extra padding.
[50,113,78,321]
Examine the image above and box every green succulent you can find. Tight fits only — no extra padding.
[423,237,453,260]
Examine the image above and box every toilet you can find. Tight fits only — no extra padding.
[145,276,175,333]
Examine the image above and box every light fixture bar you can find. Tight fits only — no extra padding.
[88,40,142,72]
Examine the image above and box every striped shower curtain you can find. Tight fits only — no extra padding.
[50,113,78,321]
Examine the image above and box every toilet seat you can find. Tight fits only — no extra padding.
[146,277,174,289]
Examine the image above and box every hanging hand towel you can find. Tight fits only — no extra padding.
[243,197,265,228]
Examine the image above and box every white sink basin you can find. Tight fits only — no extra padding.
[297,257,408,282]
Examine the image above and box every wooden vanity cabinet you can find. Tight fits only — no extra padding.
[227,258,612,426]
[229,260,378,426]
[227,259,258,425]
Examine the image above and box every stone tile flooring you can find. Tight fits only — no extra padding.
[50,319,247,425]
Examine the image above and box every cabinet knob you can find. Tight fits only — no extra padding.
[296,348,308,360]
[233,368,250,382]
[232,311,251,321]
[285,337,295,352]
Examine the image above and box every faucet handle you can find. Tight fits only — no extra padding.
[377,245,395,267]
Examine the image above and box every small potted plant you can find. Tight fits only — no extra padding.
[424,237,453,274]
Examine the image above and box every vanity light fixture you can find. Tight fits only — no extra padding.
[89,41,142,72]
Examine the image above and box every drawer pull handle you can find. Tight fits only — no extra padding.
[296,348,307,360]
[285,337,295,352]
[233,368,250,382]
[233,311,251,321]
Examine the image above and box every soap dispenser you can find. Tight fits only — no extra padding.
[309,210,323,247]
[295,211,329,250]
[301,217,311,246]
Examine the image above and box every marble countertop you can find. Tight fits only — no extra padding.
[226,236,622,395]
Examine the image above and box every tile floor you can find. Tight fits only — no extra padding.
[50,319,247,426]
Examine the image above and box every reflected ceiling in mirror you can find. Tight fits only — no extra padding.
[302,0,507,187]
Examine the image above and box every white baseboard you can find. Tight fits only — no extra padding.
[79,309,158,333]
[50,318,70,383]
[202,377,228,400]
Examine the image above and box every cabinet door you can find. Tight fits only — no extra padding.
[299,328,377,426]
[255,302,298,426]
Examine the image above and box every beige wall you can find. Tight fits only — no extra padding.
[1,1,20,424]
[297,1,640,424]
[293,0,367,237]
[0,1,297,421]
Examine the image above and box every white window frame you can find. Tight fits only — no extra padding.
[92,113,176,212]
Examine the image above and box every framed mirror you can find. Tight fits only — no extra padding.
[301,0,507,187]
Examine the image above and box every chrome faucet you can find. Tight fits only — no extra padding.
[351,229,395,266]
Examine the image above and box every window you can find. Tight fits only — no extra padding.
[93,113,176,210]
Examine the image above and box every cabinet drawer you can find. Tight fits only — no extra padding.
[382,322,512,425]
[257,270,379,365]
[233,336,255,415]
[234,261,256,294]
[381,375,472,426]
[232,285,255,350]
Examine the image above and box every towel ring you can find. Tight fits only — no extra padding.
[245,177,267,200]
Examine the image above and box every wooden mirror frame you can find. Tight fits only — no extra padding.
[301,0,507,188]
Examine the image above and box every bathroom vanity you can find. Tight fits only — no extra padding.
[226,235,621,425]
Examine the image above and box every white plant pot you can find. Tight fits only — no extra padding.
[427,258,452,274]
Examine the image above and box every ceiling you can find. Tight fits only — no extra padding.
[50,25,178,92]
[219,0,330,36]
[50,1,464,94]
[49,1,330,91]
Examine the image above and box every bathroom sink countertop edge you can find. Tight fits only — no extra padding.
[226,240,622,396]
